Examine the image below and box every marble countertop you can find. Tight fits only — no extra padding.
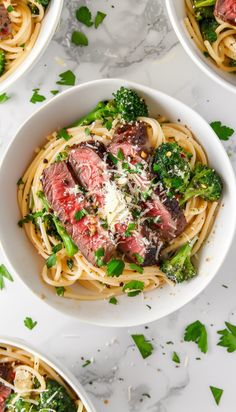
[1,1,236,411]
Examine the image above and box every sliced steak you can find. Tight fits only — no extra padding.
[108,123,187,242]
[0,5,11,40]
[69,142,158,265]
[0,363,13,412]
[214,0,236,25]
[42,161,115,266]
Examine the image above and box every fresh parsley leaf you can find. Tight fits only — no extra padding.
[76,6,93,27]
[24,317,37,330]
[117,148,125,160]
[217,321,236,352]
[172,351,180,364]
[71,31,89,47]
[133,253,144,264]
[57,128,72,141]
[30,89,46,104]
[0,93,10,103]
[184,320,208,353]
[67,258,74,270]
[108,153,118,165]
[17,177,24,186]
[123,280,144,297]
[55,286,65,296]
[95,11,107,29]
[210,386,223,406]
[125,223,136,237]
[82,360,91,367]
[75,209,88,221]
[46,254,57,269]
[131,334,153,359]
[109,297,118,305]
[56,70,76,86]
[18,211,44,227]
[107,259,125,277]
[0,264,13,290]
[105,120,112,130]
[50,90,59,95]
[129,263,144,274]
[95,248,105,267]
[7,5,14,12]
[55,151,68,162]
[100,219,108,229]
[210,121,234,141]
[52,243,62,254]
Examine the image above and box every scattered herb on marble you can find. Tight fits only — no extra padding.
[95,11,107,28]
[217,322,236,352]
[76,6,93,27]
[142,393,151,399]
[56,70,76,86]
[50,90,59,95]
[30,88,46,104]
[172,351,180,364]
[131,334,153,359]
[71,31,89,47]
[210,121,234,141]
[0,264,13,290]
[107,259,125,277]
[24,317,37,330]
[55,286,65,296]
[109,297,118,305]
[0,93,10,103]
[210,386,223,406]
[184,320,208,353]
[82,360,91,367]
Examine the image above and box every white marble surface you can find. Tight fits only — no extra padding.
[1,1,236,411]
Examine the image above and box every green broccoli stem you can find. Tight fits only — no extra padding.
[179,189,199,206]
[37,190,50,211]
[170,242,192,267]
[52,216,78,257]
[71,101,108,127]
[0,50,6,77]
[194,0,216,7]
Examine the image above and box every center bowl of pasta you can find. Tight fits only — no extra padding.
[0,78,235,327]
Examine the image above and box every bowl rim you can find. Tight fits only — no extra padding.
[0,336,97,412]
[165,0,236,94]
[1,78,236,327]
[0,0,64,93]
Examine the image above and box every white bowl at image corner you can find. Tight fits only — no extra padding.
[0,0,64,94]
[0,337,97,412]
[0,78,235,327]
[165,0,236,94]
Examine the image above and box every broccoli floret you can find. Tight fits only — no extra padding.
[193,0,216,7]
[6,394,38,411]
[152,142,191,193]
[39,379,77,412]
[180,162,223,205]
[200,19,218,42]
[73,87,149,126]
[192,0,215,21]
[161,241,197,283]
[0,50,6,77]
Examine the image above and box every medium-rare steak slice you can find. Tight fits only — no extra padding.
[0,363,13,412]
[42,161,115,266]
[69,142,159,265]
[108,123,187,242]
[214,0,236,26]
[0,5,11,40]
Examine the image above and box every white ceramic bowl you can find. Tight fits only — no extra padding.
[0,78,235,327]
[0,337,97,412]
[0,0,64,94]
[166,0,236,93]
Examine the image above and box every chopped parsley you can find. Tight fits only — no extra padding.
[24,317,37,330]
[55,151,68,162]
[133,253,144,264]
[7,5,14,12]
[131,334,153,359]
[55,286,65,296]
[57,128,72,141]
[18,211,44,227]
[210,121,234,141]
[30,89,46,104]
[210,386,223,406]
[50,90,59,95]
[107,259,125,277]
[123,280,144,297]
[17,177,24,186]
[217,321,236,352]
[0,264,13,290]
[117,148,125,160]
[95,11,107,29]
[172,351,180,364]
[67,258,74,270]
[71,31,89,47]
[56,70,76,86]
[108,153,118,165]
[74,209,88,221]
[129,263,144,274]
[109,297,118,305]
[184,320,208,353]
[52,243,62,254]
[46,254,57,269]
[76,6,93,27]
[100,219,108,229]
[95,248,105,267]
[82,360,91,367]
[0,93,10,103]
[125,223,136,237]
